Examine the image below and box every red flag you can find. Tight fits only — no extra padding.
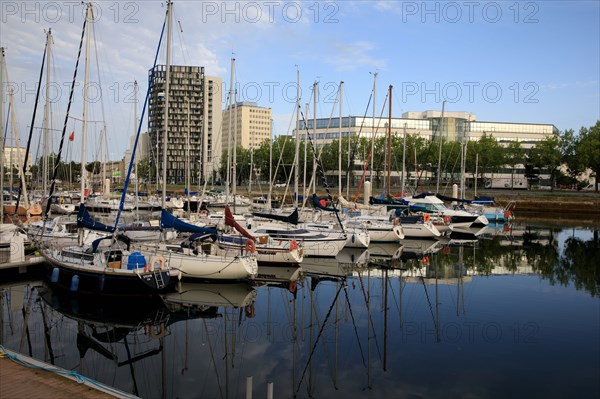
[69,131,75,141]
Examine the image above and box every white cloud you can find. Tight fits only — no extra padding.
[325,40,386,72]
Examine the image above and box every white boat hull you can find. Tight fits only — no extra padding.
[159,246,258,281]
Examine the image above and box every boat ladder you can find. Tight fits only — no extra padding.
[153,269,165,289]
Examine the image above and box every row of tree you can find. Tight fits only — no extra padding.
[219,120,600,192]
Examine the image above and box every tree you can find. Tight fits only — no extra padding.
[504,141,525,190]
[465,134,503,183]
[137,158,151,183]
[575,121,600,192]
[86,161,102,174]
[528,132,562,190]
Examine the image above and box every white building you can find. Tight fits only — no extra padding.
[296,110,558,149]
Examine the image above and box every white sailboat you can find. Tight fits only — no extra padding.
[131,3,257,282]
[216,206,304,265]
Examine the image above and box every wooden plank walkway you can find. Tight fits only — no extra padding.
[0,347,137,399]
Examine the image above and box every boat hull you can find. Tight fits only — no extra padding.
[164,249,258,281]
[41,251,177,296]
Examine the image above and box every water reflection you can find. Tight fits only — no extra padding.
[0,222,598,398]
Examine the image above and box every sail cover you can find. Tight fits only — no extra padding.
[369,196,406,205]
[160,210,217,235]
[77,204,115,233]
[252,208,299,225]
[436,193,494,205]
[225,206,255,241]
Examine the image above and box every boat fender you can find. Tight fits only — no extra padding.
[149,323,165,339]
[70,275,80,292]
[443,215,451,224]
[51,267,60,283]
[423,213,431,222]
[289,280,297,293]
[245,239,256,254]
[148,255,166,272]
[422,256,430,265]
[245,304,255,318]
[290,239,298,251]
[393,218,400,226]
[98,275,105,292]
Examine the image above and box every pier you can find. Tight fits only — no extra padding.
[0,346,137,399]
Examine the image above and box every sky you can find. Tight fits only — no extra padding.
[1,0,599,162]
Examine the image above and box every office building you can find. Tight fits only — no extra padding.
[221,102,272,150]
[2,146,32,171]
[297,110,558,149]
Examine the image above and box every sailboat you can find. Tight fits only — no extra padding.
[130,209,258,281]
[122,4,257,282]
[216,205,304,265]
[0,47,40,267]
[39,3,179,295]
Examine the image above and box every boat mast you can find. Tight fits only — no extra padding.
[249,147,253,194]
[435,100,446,194]
[8,89,30,210]
[293,68,300,209]
[268,119,273,207]
[338,81,342,198]
[401,123,407,195]
[303,101,308,203]
[102,126,107,194]
[43,29,52,196]
[161,0,172,208]
[186,96,191,217]
[312,81,317,194]
[226,57,234,202]
[80,3,92,204]
[134,80,139,217]
[347,118,351,198]
[474,153,479,197]
[233,83,238,211]
[371,70,377,183]
[386,85,392,198]
[460,123,467,199]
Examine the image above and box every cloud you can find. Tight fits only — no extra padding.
[325,40,386,72]
[373,1,400,13]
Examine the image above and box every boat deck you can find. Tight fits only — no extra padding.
[0,347,136,399]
